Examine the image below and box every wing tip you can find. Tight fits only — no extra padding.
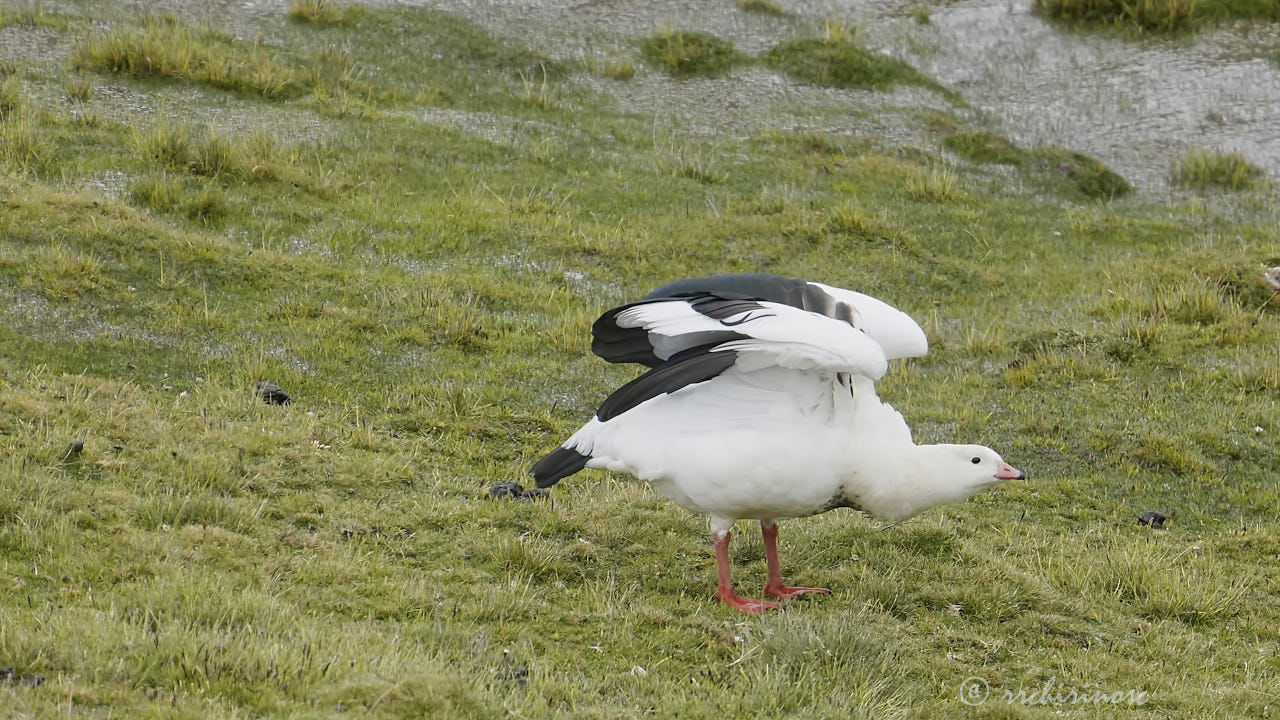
[531,445,590,488]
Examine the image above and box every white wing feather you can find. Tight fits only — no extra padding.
[615,299,889,379]
[810,282,928,359]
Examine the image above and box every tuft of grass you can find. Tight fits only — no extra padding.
[0,75,21,119]
[65,75,94,104]
[1033,147,1132,200]
[1035,0,1199,31]
[938,125,1130,199]
[1035,0,1280,32]
[822,202,916,250]
[72,20,301,99]
[129,174,183,212]
[739,0,786,15]
[1172,148,1267,191]
[910,5,932,23]
[654,141,727,184]
[29,244,111,299]
[942,129,1027,165]
[516,66,556,109]
[0,6,71,31]
[603,59,634,80]
[641,30,746,77]
[288,0,367,25]
[905,167,962,202]
[764,29,944,94]
[190,132,235,177]
[0,113,50,175]
[184,186,226,224]
[132,120,191,171]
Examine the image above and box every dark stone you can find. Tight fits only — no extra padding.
[21,674,43,688]
[0,667,13,682]
[255,381,291,405]
[488,482,524,499]
[70,440,84,454]
[519,487,550,501]
[1137,510,1166,529]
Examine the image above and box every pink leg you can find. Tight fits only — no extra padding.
[714,531,780,614]
[761,521,830,601]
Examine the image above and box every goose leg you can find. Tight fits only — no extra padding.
[713,530,780,614]
[761,520,830,600]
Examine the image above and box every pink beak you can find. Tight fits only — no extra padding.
[994,461,1025,480]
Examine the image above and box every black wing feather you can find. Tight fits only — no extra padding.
[596,343,738,421]
[531,446,590,488]
[592,274,860,366]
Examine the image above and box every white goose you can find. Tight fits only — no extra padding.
[533,274,1023,613]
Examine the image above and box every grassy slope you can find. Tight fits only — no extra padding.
[1,3,1278,718]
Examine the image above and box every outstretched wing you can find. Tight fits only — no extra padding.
[599,292,889,380]
[593,273,927,367]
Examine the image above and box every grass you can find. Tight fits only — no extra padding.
[940,125,1131,200]
[764,21,952,99]
[1172,148,1268,191]
[1035,0,1280,32]
[0,74,20,119]
[288,0,367,25]
[72,18,302,98]
[739,0,786,15]
[0,2,1278,718]
[641,29,746,76]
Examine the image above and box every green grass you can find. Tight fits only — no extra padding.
[1173,148,1268,191]
[764,22,954,100]
[739,0,786,15]
[0,74,20,119]
[641,29,747,76]
[0,2,1278,718]
[288,0,368,25]
[1035,0,1280,32]
[72,19,302,98]
[939,125,1131,200]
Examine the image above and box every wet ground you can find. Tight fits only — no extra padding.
[3,0,1279,198]
[423,0,1280,198]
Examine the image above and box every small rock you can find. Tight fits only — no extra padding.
[1137,510,1166,529]
[21,674,43,688]
[1263,267,1280,293]
[0,667,13,682]
[255,381,291,405]
[488,482,525,499]
[519,487,550,501]
[69,440,84,454]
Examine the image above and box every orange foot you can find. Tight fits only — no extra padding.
[763,581,831,601]
[716,587,782,614]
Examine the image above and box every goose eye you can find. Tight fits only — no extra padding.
[971,457,981,464]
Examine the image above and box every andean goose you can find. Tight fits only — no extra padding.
[533,273,1024,613]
